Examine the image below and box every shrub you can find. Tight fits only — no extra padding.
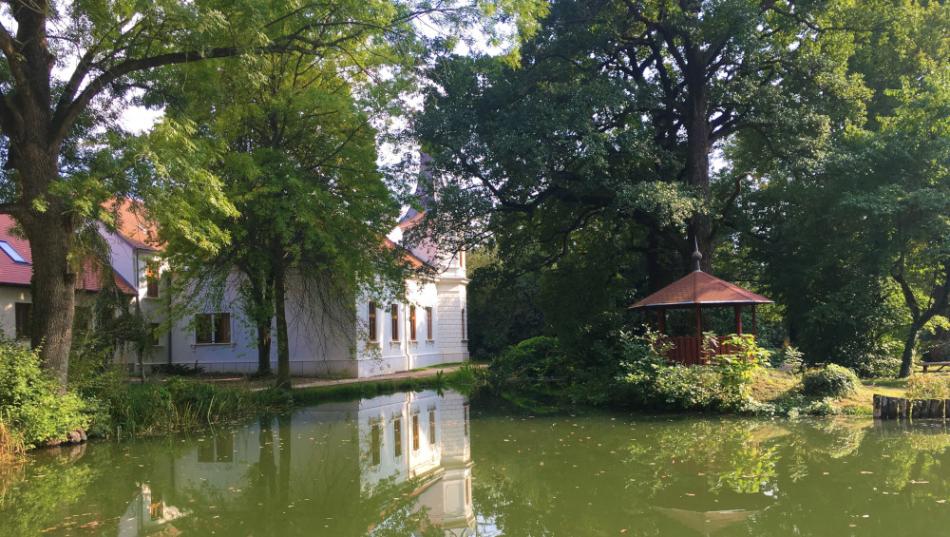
[770,345,804,370]
[488,336,569,410]
[802,364,859,398]
[709,334,770,402]
[0,340,90,449]
[906,375,950,400]
[652,366,724,410]
[621,331,765,411]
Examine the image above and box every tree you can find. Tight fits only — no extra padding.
[414,0,851,290]
[0,0,544,387]
[735,0,949,373]
[156,51,413,387]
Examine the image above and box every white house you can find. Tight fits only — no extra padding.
[0,186,469,379]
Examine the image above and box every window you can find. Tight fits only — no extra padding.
[195,313,231,344]
[14,303,31,340]
[148,322,162,347]
[426,307,433,341]
[393,418,402,458]
[370,422,381,466]
[145,262,160,298]
[461,308,467,341]
[0,241,26,264]
[368,302,378,342]
[412,414,420,451]
[390,304,399,342]
[409,305,417,341]
[429,409,436,446]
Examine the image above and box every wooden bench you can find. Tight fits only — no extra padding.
[922,362,950,372]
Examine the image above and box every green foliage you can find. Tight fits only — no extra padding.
[770,345,804,370]
[621,332,765,412]
[87,376,286,438]
[801,365,860,398]
[905,375,950,401]
[0,341,89,450]
[709,334,771,401]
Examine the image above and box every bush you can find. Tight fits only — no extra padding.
[0,340,90,450]
[487,336,570,411]
[802,364,859,398]
[906,375,950,400]
[621,331,766,411]
[652,366,725,410]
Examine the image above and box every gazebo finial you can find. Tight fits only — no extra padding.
[691,236,702,272]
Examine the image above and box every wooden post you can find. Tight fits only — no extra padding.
[658,308,666,335]
[695,305,703,364]
[734,305,743,335]
[751,306,758,336]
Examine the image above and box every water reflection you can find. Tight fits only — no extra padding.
[117,390,473,536]
[10,396,950,536]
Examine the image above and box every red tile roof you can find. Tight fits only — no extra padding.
[0,214,136,295]
[101,198,162,251]
[630,270,772,309]
[383,238,432,270]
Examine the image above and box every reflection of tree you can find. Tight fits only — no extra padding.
[0,446,96,535]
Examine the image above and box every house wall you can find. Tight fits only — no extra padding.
[0,285,30,341]
[166,270,356,376]
[355,273,468,378]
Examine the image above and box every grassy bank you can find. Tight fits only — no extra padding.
[750,368,908,416]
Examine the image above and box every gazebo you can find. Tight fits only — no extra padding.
[630,247,772,365]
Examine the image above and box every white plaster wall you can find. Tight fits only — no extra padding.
[167,270,357,376]
[0,286,30,341]
[100,226,136,287]
[355,275,469,377]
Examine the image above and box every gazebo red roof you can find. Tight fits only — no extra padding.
[630,270,772,309]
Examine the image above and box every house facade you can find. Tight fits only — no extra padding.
[0,196,469,378]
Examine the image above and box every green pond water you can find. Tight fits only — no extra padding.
[3,390,950,536]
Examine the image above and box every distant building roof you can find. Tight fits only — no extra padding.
[630,270,772,309]
[102,198,162,251]
[0,214,136,295]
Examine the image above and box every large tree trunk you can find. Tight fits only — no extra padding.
[683,43,713,272]
[899,321,922,378]
[273,262,291,389]
[16,154,77,388]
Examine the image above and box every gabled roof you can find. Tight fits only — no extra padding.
[630,270,772,309]
[102,198,162,251]
[0,214,136,295]
[384,238,433,270]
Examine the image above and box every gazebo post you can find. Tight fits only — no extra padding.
[694,305,703,363]
[658,308,666,335]
[734,305,743,335]
[751,305,758,336]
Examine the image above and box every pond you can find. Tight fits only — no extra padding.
[3,389,950,536]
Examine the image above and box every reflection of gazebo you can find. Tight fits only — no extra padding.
[653,507,756,536]
[630,247,772,365]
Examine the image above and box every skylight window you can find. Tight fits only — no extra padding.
[0,241,27,264]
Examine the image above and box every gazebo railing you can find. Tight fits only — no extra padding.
[663,335,742,366]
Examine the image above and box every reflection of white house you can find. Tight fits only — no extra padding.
[0,159,469,378]
[143,391,473,536]
[117,483,188,537]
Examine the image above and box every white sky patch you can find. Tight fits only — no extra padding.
[120,105,165,134]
